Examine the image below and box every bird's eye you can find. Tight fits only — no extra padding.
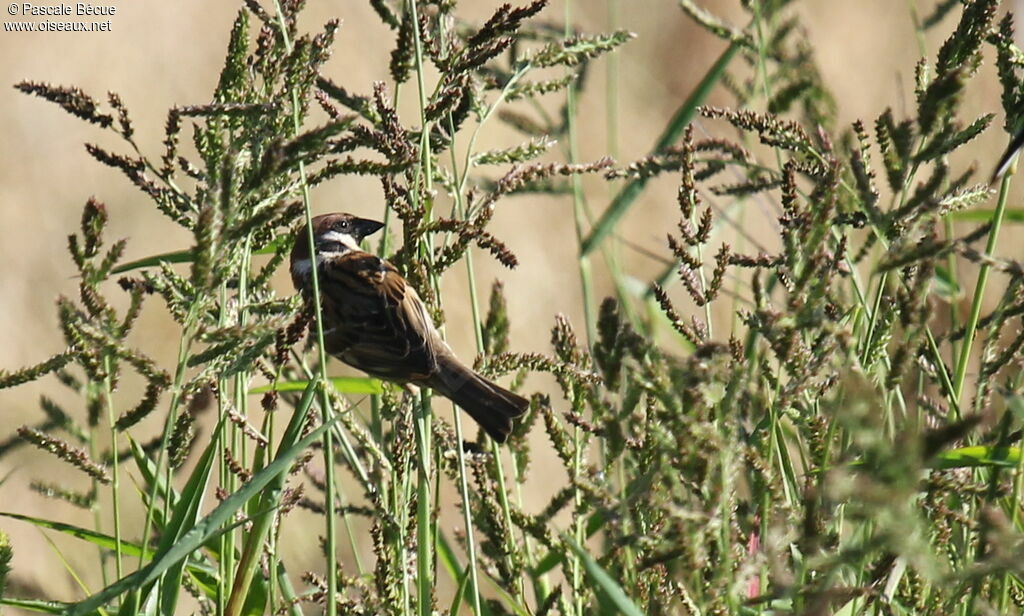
[338,220,349,230]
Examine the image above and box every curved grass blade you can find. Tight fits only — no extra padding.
[0,511,219,604]
[274,560,305,616]
[222,379,321,615]
[0,512,144,556]
[155,417,224,616]
[126,436,178,527]
[580,40,739,256]
[564,537,644,616]
[950,208,1024,223]
[249,377,383,395]
[437,531,494,616]
[110,236,288,274]
[109,248,193,274]
[932,445,1019,469]
[447,563,473,616]
[0,598,70,614]
[67,412,335,616]
[933,265,961,300]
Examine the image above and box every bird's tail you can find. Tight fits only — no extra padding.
[430,358,529,443]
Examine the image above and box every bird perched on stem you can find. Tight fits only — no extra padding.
[290,212,529,442]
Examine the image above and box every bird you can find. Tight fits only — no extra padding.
[289,212,529,442]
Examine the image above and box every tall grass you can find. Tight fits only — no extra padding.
[3,0,1024,614]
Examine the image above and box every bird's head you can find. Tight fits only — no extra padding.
[290,212,385,285]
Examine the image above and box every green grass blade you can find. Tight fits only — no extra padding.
[0,512,218,605]
[127,436,177,515]
[0,598,70,614]
[447,563,472,616]
[580,40,739,256]
[437,531,493,616]
[186,565,221,601]
[477,578,529,616]
[533,509,616,576]
[274,560,305,616]
[949,208,1024,223]
[932,445,1019,469]
[67,415,335,616]
[933,265,961,300]
[436,530,464,587]
[0,512,144,556]
[249,377,383,395]
[155,419,224,616]
[110,237,287,274]
[226,379,322,615]
[109,249,194,274]
[564,537,644,616]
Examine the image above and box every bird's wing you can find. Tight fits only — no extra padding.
[318,250,438,381]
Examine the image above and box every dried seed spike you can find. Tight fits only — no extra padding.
[15,81,114,128]
[482,157,614,209]
[314,89,341,119]
[678,261,706,306]
[389,9,415,84]
[651,285,702,345]
[705,243,730,304]
[482,281,510,358]
[80,197,108,258]
[530,30,636,69]
[17,426,110,484]
[700,105,813,153]
[114,380,165,431]
[107,92,133,139]
[677,125,699,219]
[0,352,74,390]
[369,0,400,29]
[467,1,547,49]
[227,404,270,447]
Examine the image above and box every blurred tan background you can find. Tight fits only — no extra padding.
[0,0,1017,604]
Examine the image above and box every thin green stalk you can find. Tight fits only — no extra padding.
[86,435,108,589]
[953,168,1014,402]
[445,104,485,616]
[462,250,533,610]
[136,303,200,580]
[751,0,783,172]
[564,9,587,615]
[565,9,596,346]
[407,2,437,615]
[944,214,962,362]
[227,379,325,616]
[606,0,620,163]
[264,410,280,613]
[285,351,372,577]
[604,0,639,587]
[414,389,434,616]
[456,63,532,198]
[268,3,338,613]
[101,355,123,580]
[450,406,483,614]
[230,234,254,607]
[598,0,641,332]
[216,282,233,615]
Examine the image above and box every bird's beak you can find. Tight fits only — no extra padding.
[355,217,385,238]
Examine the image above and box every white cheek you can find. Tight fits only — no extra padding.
[291,252,348,278]
[319,230,360,251]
